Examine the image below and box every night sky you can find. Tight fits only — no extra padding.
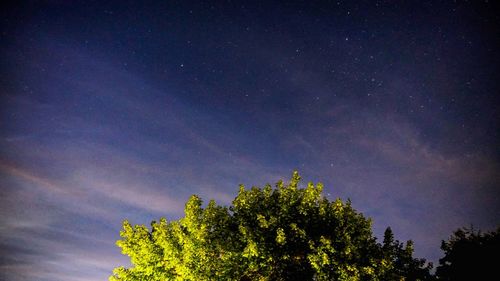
[1,1,499,280]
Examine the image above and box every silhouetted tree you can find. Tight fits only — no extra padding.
[436,226,500,280]
[380,227,434,281]
[110,171,433,281]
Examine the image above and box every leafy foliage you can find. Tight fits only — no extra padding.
[110,171,433,281]
[380,227,434,281]
[435,226,500,280]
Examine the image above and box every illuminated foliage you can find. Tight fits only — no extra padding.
[110,171,433,280]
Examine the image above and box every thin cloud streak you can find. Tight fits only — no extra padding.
[0,41,295,280]
[1,4,498,279]
[272,108,499,262]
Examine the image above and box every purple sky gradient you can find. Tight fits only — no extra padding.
[1,1,499,280]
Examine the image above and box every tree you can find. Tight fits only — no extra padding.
[110,171,432,281]
[380,227,434,281]
[435,226,500,280]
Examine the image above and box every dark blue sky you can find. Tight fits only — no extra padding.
[1,1,499,280]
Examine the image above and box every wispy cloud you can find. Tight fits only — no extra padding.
[266,107,499,262]
[0,39,295,280]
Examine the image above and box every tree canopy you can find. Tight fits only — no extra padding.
[110,171,433,281]
[435,226,500,280]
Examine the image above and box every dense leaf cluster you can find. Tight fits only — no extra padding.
[109,172,434,281]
